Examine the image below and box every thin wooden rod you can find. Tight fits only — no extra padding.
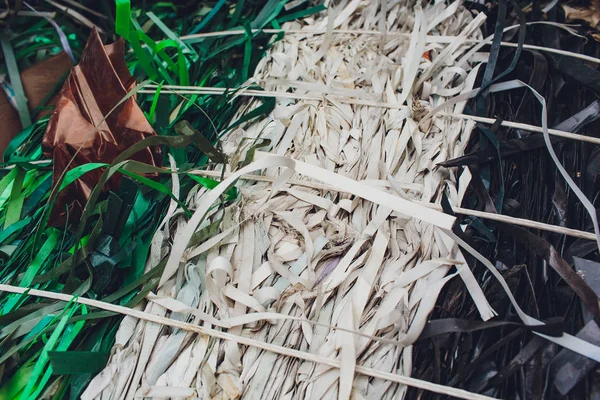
[440,112,600,145]
[139,87,406,109]
[139,86,599,145]
[179,28,600,65]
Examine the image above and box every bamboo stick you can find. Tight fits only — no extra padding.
[139,87,406,109]
[441,112,600,145]
[139,86,600,145]
[179,28,600,65]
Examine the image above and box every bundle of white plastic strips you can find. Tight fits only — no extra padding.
[84,1,500,399]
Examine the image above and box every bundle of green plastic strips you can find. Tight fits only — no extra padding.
[0,0,316,398]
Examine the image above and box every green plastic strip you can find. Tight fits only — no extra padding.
[18,304,78,399]
[0,169,18,198]
[4,123,36,162]
[2,229,60,314]
[55,160,190,214]
[28,306,86,398]
[178,48,190,86]
[59,163,107,191]
[19,229,60,287]
[0,217,31,244]
[148,82,163,122]
[118,168,190,215]
[0,360,35,399]
[190,0,227,34]
[138,33,178,73]
[187,174,237,201]
[115,0,131,39]
[146,11,198,60]
[4,167,26,229]
[0,31,32,129]
[129,31,160,80]
[47,351,109,375]
[242,24,253,82]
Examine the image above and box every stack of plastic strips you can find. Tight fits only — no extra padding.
[84,0,600,398]
[2,0,600,399]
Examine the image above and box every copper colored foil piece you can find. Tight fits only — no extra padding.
[43,28,161,226]
[0,52,73,157]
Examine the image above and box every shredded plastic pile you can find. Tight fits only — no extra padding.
[85,1,498,398]
[3,1,600,399]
